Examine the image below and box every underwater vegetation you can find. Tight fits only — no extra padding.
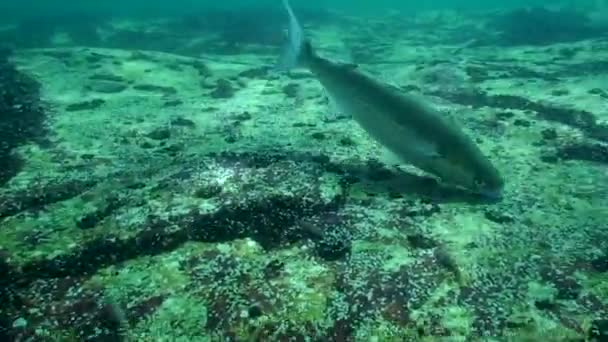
[0,2,607,341]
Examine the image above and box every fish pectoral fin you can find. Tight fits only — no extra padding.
[323,89,351,121]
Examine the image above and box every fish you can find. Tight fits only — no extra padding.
[278,0,504,199]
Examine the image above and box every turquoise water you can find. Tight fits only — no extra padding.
[0,0,607,340]
[0,0,600,18]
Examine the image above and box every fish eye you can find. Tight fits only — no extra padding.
[473,177,486,187]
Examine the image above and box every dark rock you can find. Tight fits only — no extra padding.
[170,117,195,127]
[77,212,103,229]
[495,111,515,120]
[292,122,315,128]
[146,128,171,140]
[540,154,559,163]
[591,256,608,273]
[434,247,461,279]
[558,47,579,59]
[88,73,126,83]
[553,276,581,300]
[126,182,146,190]
[0,54,47,184]
[484,209,515,224]
[311,153,330,165]
[550,89,569,96]
[589,319,608,341]
[557,142,608,164]
[0,180,96,219]
[41,50,74,60]
[181,60,211,77]
[163,100,183,107]
[589,88,608,99]
[339,137,355,146]
[534,299,557,311]
[315,228,351,261]
[133,84,177,95]
[85,53,107,63]
[513,119,531,127]
[311,132,326,140]
[407,234,438,249]
[263,259,284,279]
[403,201,441,217]
[166,63,183,71]
[248,304,263,319]
[210,79,235,99]
[194,184,223,199]
[464,66,489,82]
[140,141,154,149]
[87,81,128,94]
[282,83,299,98]
[234,112,252,122]
[541,128,558,140]
[162,144,183,155]
[435,90,607,143]
[65,99,105,112]
[238,66,270,79]
[76,197,123,230]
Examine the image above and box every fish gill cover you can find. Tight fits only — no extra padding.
[0,1,607,341]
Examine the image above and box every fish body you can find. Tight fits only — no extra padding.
[279,0,504,198]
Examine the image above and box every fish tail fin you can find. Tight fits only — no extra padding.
[277,0,314,70]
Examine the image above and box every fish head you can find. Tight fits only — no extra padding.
[429,149,504,199]
[469,167,504,200]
